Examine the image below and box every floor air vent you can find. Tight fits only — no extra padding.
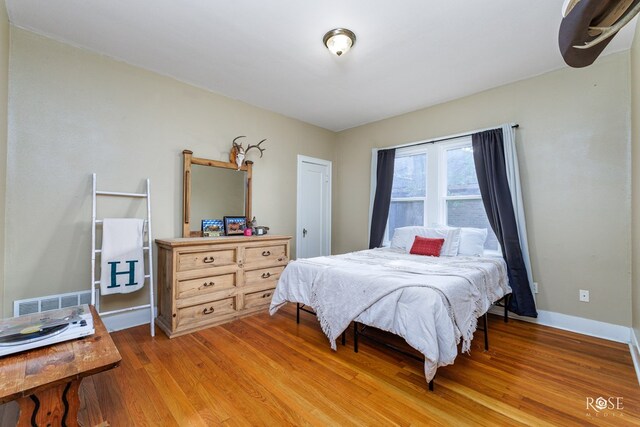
[14,290,92,316]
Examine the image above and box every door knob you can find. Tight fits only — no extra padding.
[303,228,308,237]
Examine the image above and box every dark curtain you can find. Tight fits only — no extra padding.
[472,129,537,317]
[369,149,396,249]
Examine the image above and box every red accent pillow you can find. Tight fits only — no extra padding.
[409,236,445,257]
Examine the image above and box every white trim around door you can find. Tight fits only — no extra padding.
[296,155,332,259]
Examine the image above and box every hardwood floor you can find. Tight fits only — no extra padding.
[2,305,639,426]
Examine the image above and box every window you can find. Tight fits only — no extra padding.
[385,137,499,252]
[388,152,427,234]
[441,142,500,251]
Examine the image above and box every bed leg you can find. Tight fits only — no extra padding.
[504,295,509,323]
[428,379,434,391]
[484,313,489,351]
[354,322,359,353]
[341,330,346,346]
[296,303,300,324]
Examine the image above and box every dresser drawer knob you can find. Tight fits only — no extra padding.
[202,281,215,288]
[203,256,215,264]
[261,272,271,279]
[203,307,215,315]
[262,250,271,256]
[262,292,272,299]
[277,257,284,262]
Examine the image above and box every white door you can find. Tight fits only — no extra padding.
[297,155,331,259]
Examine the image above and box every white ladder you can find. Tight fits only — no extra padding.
[91,173,155,337]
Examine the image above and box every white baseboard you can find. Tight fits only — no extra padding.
[630,329,640,385]
[101,306,156,332]
[488,307,630,343]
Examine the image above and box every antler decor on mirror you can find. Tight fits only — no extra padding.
[229,136,267,170]
[245,138,267,158]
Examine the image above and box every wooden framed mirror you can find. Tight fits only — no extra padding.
[182,150,252,237]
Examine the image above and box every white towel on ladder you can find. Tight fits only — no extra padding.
[100,218,145,295]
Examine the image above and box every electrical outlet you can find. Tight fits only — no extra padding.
[579,289,590,302]
[532,282,539,294]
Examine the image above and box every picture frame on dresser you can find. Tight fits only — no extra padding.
[224,216,246,235]
[202,219,224,237]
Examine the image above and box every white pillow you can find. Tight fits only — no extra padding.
[390,226,461,257]
[458,227,488,256]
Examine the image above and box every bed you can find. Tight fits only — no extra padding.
[269,242,511,385]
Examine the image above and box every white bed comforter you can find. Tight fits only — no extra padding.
[269,248,510,381]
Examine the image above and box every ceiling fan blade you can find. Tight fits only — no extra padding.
[572,1,640,49]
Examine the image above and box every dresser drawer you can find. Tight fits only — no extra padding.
[177,273,236,300]
[244,288,275,310]
[177,297,236,328]
[244,266,284,287]
[178,248,236,272]
[245,245,287,267]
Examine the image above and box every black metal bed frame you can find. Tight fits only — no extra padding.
[296,303,346,346]
[352,312,489,391]
[296,294,510,392]
[495,294,511,322]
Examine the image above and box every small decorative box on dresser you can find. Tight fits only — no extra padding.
[155,235,291,338]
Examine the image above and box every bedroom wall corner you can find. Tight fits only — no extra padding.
[0,1,9,318]
[631,18,640,348]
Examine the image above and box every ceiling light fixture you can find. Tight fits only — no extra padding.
[323,28,356,57]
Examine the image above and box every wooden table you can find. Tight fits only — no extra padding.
[0,306,121,427]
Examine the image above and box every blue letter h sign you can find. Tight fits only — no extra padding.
[107,260,139,288]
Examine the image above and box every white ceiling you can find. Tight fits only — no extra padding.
[5,1,638,131]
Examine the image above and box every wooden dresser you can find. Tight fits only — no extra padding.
[155,235,291,338]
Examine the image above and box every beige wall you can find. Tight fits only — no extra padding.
[0,2,8,317]
[334,52,631,326]
[4,28,336,314]
[632,23,640,338]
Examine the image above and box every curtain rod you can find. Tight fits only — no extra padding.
[380,123,519,151]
